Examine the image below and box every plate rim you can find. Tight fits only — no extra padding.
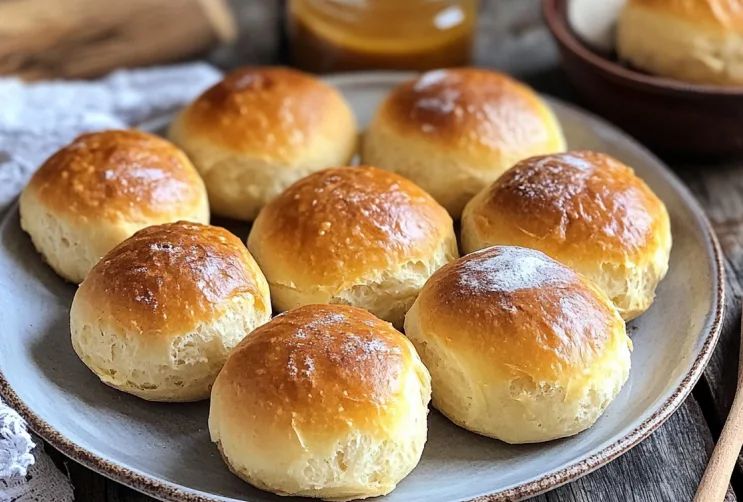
[0,71,726,502]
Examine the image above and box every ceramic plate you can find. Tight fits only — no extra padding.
[0,72,724,502]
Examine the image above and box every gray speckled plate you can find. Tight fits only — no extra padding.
[0,72,724,502]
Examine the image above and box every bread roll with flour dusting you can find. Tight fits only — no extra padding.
[362,68,565,218]
[20,129,209,283]
[247,166,458,328]
[461,151,671,320]
[169,66,357,221]
[70,221,271,402]
[405,246,632,444]
[209,304,431,500]
[618,0,743,85]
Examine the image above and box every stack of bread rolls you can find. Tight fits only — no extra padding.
[19,66,672,501]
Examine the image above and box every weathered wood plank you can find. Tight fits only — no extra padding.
[475,0,559,77]
[529,397,735,502]
[675,161,743,482]
[206,0,284,70]
[105,480,153,502]
[45,447,107,502]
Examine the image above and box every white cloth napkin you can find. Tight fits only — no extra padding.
[0,62,222,501]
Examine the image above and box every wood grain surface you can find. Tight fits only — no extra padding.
[693,308,743,501]
[678,160,743,492]
[37,1,742,501]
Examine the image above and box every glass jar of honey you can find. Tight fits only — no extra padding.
[287,0,479,73]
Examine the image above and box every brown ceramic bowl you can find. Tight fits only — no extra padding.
[543,0,743,156]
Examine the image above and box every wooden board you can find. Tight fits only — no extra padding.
[676,161,743,487]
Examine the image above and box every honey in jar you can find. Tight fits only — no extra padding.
[287,0,479,73]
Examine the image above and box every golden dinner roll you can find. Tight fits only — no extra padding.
[361,68,565,218]
[70,221,271,402]
[461,151,672,320]
[405,246,632,444]
[247,166,459,329]
[19,129,209,284]
[168,66,357,221]
[617,0,743,85]
[209,304,431,500]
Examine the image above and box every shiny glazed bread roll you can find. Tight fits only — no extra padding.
[209,304,431,500]
[361,68,566,218]
[168,66,357,221]
[70,221,271,402]
[461,151,672,321]
[19,129,209,284]
[247,166,459,329]
[617,0,743,86]
[405,246,632,444]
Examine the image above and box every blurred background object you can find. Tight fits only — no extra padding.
[0,0,236,80]
[286,0,478,73]
[566,0,625,53]
[0,0,559,81]
[544,0,743,156]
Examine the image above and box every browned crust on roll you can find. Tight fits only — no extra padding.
[375,68,561,157]
[470,151,668,263]
[176,66,353,160]
[215,304,414,434]
[626,0,743,32]
[25,129,205,222]
[248,166,453,290]
[78,221,267,334]
[416,246,623,383]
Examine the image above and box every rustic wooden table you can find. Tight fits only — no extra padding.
[43,1,743,501]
